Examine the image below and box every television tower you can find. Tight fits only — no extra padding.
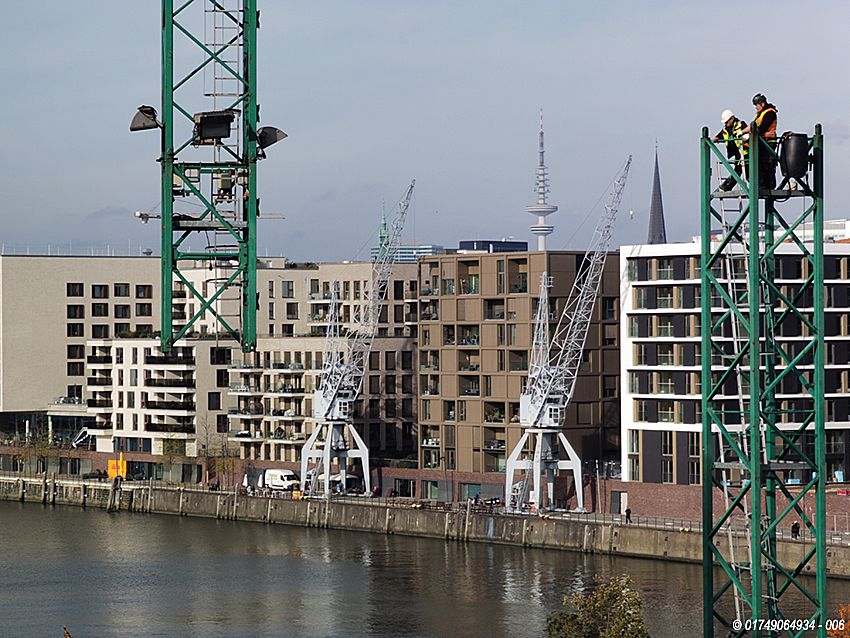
[528,110,558,251]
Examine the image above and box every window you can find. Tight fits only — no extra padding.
[619,454,638,484]
[628,316,639,338]
[658,401,675,423]
[658,371,674,394]
[92,325,109,339]
[281,324,293,337]
[385,375,396,394]
[136,285,153,299]
[657,343,674,366]
[657,287,674,309]
[401,351,413,370]
[635,400,647,422]
[114,323,130,335]
[688,432,700,457]
[208,392,221,411]
[629,372,639,394]
[635,343,647,366]
[629,429,640,454]
[688,460,700,485]
[136,303,152,317]
[460,483,482,501]
[662,458,674,483]
[268,302,275,320]
[67,305,84,319]
[114,283,130,297]
[634,288,647,309]
[507,324,517,346]
[130,369,138,386]
[657,258,673,280]
[656,316,674,337]
[286,303,299,320]
[603,324,617,346]
[421,399,431,421]
[67,345,84,359]
[67,283,84,297]
[369,375,380,394]
[423,480,439,500]
[385,351,396,370]
[67,362,84,376]
[127,392,135,408]
[67,323,84,337]
[92,303,109,317]
[661,430,673,455]
[628,260,639,281]
[601,297,617,319]
[602,376,617,398]
[216,369,228,388]
[92,284,109,299]
[111,304,130,319]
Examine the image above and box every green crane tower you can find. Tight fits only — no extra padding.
[131,0,285,353]
[701,124,826,636]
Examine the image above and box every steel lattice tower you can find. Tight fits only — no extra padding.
[701,124,826,637]
[144,0,263,352]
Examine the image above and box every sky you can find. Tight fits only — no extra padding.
[2,1,849,262]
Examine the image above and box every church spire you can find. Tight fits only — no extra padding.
[647,148,667,244]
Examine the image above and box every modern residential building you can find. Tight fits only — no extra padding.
[225,261,420,465]
[413,249,621,500]
[620,238,850,486]
[0,255,161,442]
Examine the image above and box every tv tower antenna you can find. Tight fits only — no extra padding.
[528,109,558,251]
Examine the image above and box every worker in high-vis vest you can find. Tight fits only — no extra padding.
[713,109,748,191]
[741,93,778,190]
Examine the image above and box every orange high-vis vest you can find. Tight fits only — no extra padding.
[755,106,777,139]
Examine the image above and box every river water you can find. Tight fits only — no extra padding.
[1,501,847,638]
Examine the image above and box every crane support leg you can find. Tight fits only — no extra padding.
[301,422,371,499]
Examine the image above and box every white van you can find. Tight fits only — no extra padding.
[263,469,300,491]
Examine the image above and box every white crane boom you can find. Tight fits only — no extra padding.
[304,180,415,498]
[522,156,632,428]
[507,157,631,514]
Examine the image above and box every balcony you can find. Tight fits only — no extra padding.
[420,311,439,321]
[87,376,112,387]
[146,401,196,411]
[265,383,304,394]
[86,399,113,409]
[145,377,195,388]
[483,439,506,450]
[145,355,196,365]
[230,359,263,370]
[87,355,112,364]
[146,422,194,434]
[420,286,438,297]
[229,384,262,394]
[422,437,440,447]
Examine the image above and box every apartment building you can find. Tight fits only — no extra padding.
[83,337,232,480]
[0,255,161,441]
[225,261,420,464]
[414,250,621,499]
[620,239,850,486]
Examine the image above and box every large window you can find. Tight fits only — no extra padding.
[281,280,294,298]
[661,458,674,483]
[92,284,109,299]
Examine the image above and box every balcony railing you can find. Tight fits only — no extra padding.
[509,283,528,294]
[145,355,196,365]
[420,311,439,321]
[420,287,438,297]
[145,378,195,388]
[458,336,479,346]
[146,401,196,411]
[229,384,261,393]
[87,377,112,386]
[486,310,505,320]
[87,355,112,364]
[146,422,194,433]
[86,399,113,408]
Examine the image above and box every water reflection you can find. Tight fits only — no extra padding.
[1,502,847,637]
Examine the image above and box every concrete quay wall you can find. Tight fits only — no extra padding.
[4,475,850,578]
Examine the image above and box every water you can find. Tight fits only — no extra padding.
[0,501,846,637]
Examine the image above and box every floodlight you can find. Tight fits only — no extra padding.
[129,105,161,132]
[193,109,238,141]
[257,126,288,149]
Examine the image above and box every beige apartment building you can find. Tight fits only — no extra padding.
[414,250,621,494]
[0,255,161,441]
[226,261,419,464]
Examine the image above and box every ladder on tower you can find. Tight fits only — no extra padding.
[714,163,755,624]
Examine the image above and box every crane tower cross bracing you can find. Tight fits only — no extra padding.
[302,181,415,499]
[131,1,284,353]
[505,157,631,514]
[701,126,827,636]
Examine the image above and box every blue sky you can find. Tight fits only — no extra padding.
[2,1,848,260]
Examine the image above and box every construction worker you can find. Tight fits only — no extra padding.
[741,93,778,190]
[713,109,748,191]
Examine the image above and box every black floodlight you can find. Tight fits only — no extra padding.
[193,109,238,141]
[257,126,288,149]
[129,105,161,131]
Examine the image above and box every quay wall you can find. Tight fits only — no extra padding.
[3,474,850,578]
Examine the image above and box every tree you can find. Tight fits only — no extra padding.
[545,575,651,638]
[829,604,850,638]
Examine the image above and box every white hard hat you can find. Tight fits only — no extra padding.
[721,109,735,124]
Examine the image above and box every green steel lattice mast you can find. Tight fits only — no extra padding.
[701,124,826,637]
[157,0,260,353]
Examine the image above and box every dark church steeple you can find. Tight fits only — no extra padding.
[647,149,667,245]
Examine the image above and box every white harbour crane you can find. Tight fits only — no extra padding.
[505,158,631,514]
[301,181,415,498]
